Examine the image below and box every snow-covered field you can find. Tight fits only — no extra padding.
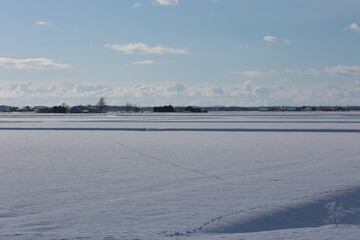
[1,112,360,240]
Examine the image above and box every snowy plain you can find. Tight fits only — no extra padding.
[1,111,360,240]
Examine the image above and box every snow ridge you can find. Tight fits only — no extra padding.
[1,127,360,132]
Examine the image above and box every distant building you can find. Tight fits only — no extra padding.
[0,105,11,112]
[153,105,175,112]
[184,106,207,113]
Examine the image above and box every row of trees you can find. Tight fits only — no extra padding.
[32,97,140,113]
[96,97,141,113]
[96,98,141,113]
[37,105,68,113]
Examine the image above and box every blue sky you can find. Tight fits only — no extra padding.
[1,0,360,107]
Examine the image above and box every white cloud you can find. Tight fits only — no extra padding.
[285,68,302,74]
[264,36,291,45]
[253,86,270,97]
[157,82,186,96]
[36,21,52,26]
[324,65,360,77]
[132,2,143,8]
[344,23,360,32]
[0,58,72,69]
[132,60,155,65]
[153,0,179,6]
[263,36,279,42]
[307,68,321,75]
[283,39,291,45]
[105,43,189,55]
[232,70,267,77]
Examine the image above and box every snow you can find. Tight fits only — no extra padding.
[1,112,360,240]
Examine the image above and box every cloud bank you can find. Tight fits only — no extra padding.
[1,80,359,107]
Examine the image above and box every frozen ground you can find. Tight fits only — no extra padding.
[0,112,360,240]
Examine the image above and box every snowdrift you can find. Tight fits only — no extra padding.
[203,187,360,233]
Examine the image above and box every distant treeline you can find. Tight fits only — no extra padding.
[202,106,360,112]
[1,104,360,113]
[0,103,141,113]
[148,105,360,112]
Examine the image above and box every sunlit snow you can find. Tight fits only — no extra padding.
[1,112,360,240]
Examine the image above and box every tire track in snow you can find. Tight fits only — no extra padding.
[117,142,224,181]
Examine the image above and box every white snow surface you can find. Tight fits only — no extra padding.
[1,112,360,240]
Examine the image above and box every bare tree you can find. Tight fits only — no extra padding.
[125,102,140,113]
[325,201,345,226]
[61,102,69,112]
[97,97,106,113]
